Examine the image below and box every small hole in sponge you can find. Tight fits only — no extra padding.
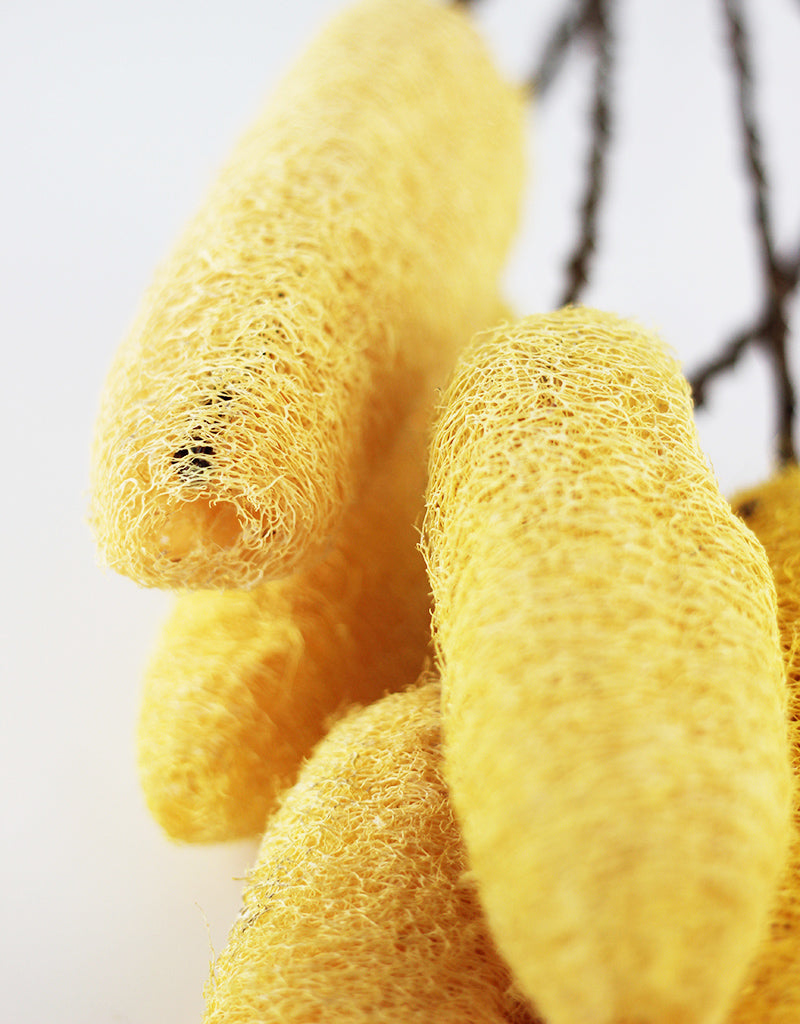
[157,499,242,561]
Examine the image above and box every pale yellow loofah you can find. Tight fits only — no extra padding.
[202,681,540,1024]
[422,308,793,1024]
[89,0,524,589]
[725,464,800,1023]
[136,290,515,842]
[137,401,434,842]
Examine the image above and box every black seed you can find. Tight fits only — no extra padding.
[203,390,233,405]
[735,497,759,520]
[172,442,215,475]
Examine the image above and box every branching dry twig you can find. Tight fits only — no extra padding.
[724,0,778,278]
[558,0,614,307]
[528,0,591,97]
[525,0,616,307]
[688,0,798,464]
[481,0,797,462]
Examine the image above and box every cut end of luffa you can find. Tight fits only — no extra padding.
[88,0,525,589]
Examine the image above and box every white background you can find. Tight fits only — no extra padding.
[2,1,799,1022]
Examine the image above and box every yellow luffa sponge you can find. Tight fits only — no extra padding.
[89,0,524,589]
[137,401,434,842]
[726,464,800,1023]
[202,680,539,1024]
[422,308,793,1024]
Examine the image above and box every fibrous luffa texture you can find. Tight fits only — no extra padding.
[202,680,540,1024]
[89,0,524,589]
[137,400,436,841]
[422,308,793,1024]
[725,465,800,1023]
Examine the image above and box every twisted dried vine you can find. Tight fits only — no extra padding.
[525,0,797,464]
[527,0,616,307]
[688,0,798,465]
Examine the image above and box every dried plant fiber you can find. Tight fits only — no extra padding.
[422,308,793,1024]
[137,399,435,842]
[725,464,800,1023]
[89,0,524,589]
[202,680,539,1024]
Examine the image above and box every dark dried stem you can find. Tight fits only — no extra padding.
[558,0,614,307]
[689,323,761,409]
[772,315,797,465]
[689,0,797,465]
[690,242,800,463]
[723,0,778,279]
[529,0,592,97]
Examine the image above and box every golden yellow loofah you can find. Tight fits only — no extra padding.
[136,290,515,843]
[202,680,540,1024]
[422,308,793,1024]
[725,464,800,1023]
[89,0,524,589]
[137,401,434,842]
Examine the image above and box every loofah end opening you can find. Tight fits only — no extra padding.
[88,0,525,592]
[156,498,243,561]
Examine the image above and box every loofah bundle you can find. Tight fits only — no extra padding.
[725,464,800,1023]
[202,680,540,1024]
[422,308,793,1024]
[89,0,524,589]
[137,400,436,841]
[86,0,799,1014]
